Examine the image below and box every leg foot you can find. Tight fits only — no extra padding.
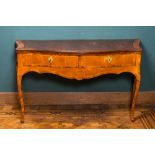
[20,112,25,123]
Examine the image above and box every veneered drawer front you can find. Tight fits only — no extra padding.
[22,53,78,67]
[80,54,136,68]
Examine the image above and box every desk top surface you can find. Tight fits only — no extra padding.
[16,39,142,54]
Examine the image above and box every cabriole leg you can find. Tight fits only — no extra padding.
[130,76,140,122]
[17,74,25,123]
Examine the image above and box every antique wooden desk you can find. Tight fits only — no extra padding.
[16,40,142,123]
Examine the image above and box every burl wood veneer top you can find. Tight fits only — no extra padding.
[16,39,142,54]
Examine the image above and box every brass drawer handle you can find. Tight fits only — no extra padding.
[107,56,112,63]
[48,57,53,64]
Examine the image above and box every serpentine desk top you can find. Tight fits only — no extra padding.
[16,39,142,54]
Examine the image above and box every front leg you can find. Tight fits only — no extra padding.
[130,75,140,122]
[17,73,25,123]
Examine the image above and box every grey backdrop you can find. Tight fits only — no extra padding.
[0,26,154,92]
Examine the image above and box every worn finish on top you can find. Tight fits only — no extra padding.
[16,39,142,54]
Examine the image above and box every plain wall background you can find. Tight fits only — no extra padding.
[0,26,154,92]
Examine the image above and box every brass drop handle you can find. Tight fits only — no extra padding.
[48,57,53,64]
[107,56,112,63]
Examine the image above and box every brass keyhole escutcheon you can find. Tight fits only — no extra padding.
[48,57,53,64]
[107,56,112,63]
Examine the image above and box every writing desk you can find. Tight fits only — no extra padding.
[16,40,142,123]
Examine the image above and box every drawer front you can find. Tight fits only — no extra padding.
[22,53,78,67]
[80,54,136,68]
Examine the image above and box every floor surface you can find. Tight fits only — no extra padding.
[0,103,154,129]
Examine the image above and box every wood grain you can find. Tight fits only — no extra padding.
[16,40,142,123]
[23,53,78,67]
[80,53,136,68]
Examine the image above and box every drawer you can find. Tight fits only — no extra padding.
[22,53,78,67]
[79,54,136,68]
